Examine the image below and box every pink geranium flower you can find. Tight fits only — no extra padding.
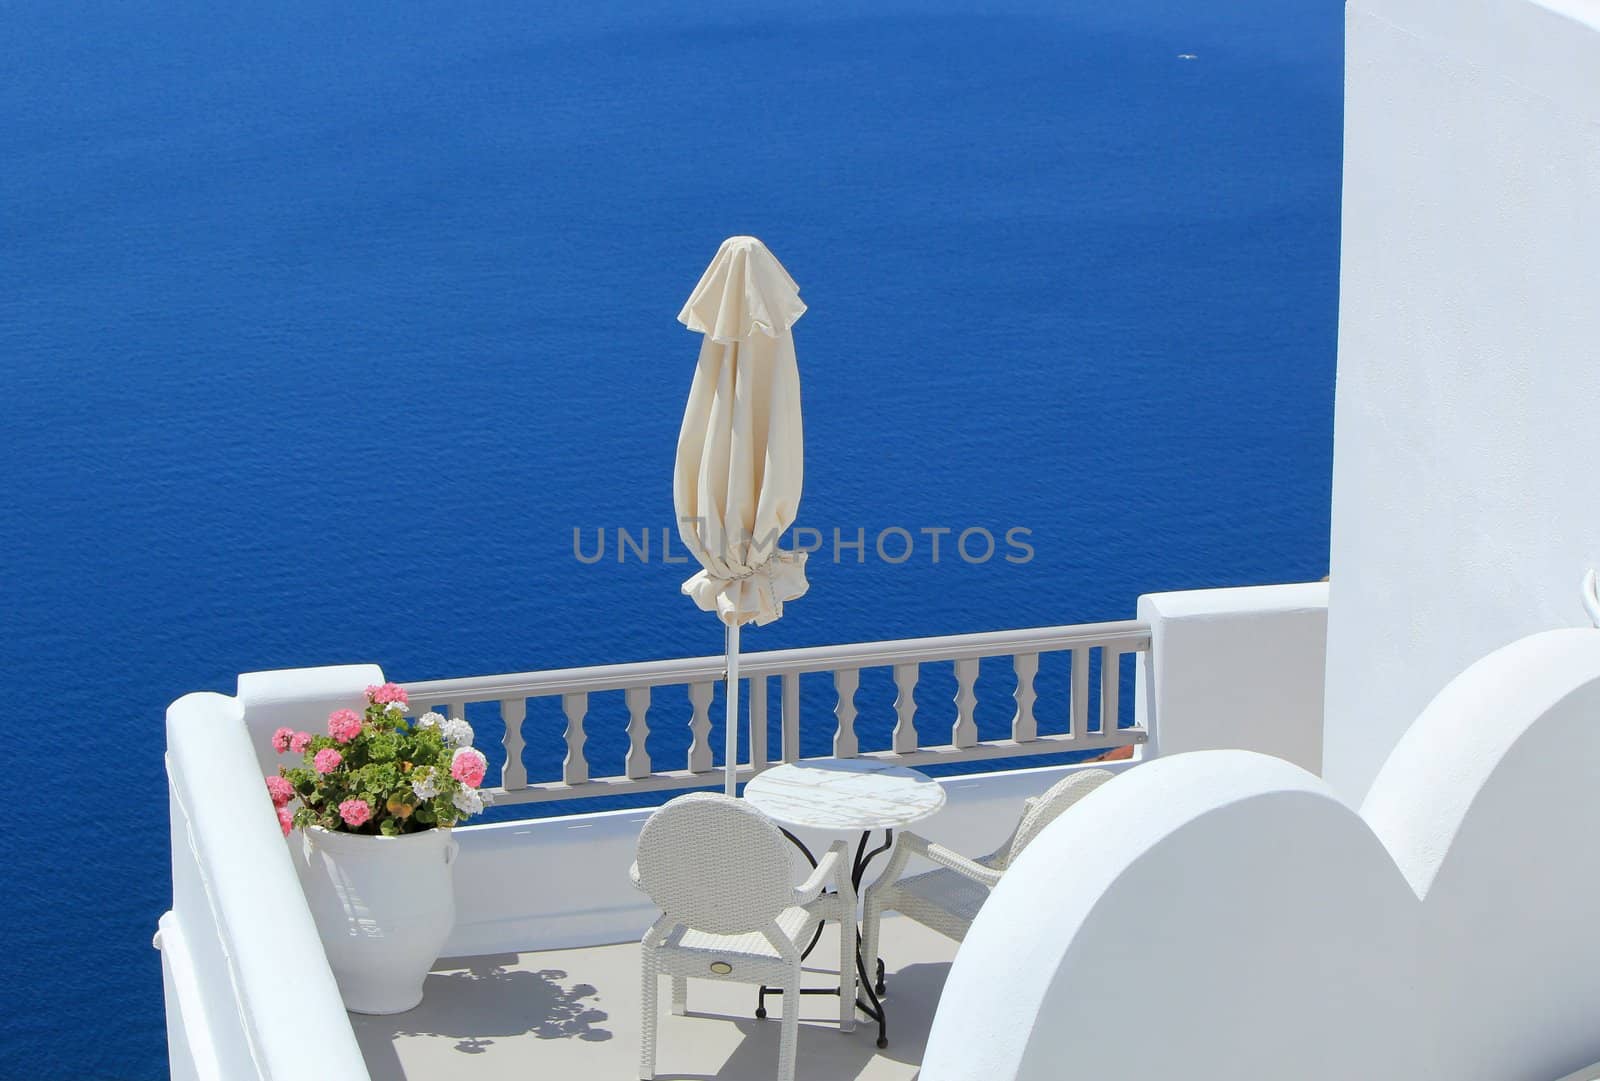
[289,731,313,755]
[264,775,294,806]
[327,708,362,743]
[271,727,294,754]
[338,799,371,828]
[313,748,343,775]
[276,805,295,836]
[450,747,488,788]
[367,682,409,707]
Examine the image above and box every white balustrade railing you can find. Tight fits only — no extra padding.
[402,620,1151,806]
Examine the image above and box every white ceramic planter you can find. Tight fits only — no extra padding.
[298,825,458,1015]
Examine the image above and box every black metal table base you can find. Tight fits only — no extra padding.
[757,827,894,1049]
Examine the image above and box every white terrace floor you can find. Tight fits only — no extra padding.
[351,916,958,1081]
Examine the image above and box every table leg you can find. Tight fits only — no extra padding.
[779,827,817,869]
[852,829,892,996]
[852,828,894,891]
[759,827,895,1049]
[756,826,828,1018]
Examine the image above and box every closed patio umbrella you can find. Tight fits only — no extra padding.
[674,236,809,795]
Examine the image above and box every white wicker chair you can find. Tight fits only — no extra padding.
[634,793,856,1081]
[861,768,1114,988]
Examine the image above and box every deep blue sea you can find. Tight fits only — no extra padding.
[1,2,1341,1077]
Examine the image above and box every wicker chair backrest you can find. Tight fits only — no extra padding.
[635,793,795,935]
[997,768,1115,869]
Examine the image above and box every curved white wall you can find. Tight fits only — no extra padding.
[922,751,1422,1081]
[925,628,1600,1081]
[1363,629,1600,1080]
[1325,0,1600,800]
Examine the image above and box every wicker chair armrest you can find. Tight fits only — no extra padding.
[907,834,1003,889]
[795,841,850,905]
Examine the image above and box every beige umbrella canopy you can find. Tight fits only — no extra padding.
[673,236,808,794]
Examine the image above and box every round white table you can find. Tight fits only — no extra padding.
[743,758,946,1048]
[743,757,947,833]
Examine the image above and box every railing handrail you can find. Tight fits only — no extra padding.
[403,619,1151,700]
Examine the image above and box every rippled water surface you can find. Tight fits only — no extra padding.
[1,2,1340,1076]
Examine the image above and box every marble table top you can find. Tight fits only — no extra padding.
[743,758,947,832]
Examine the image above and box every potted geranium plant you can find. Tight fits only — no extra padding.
[263,682,491,1014]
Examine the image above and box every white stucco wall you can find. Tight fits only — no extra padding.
[923,750,1424,1081]
[926,628,1600,1081]
[1136,582,1326,773]
[1363,630,1600,1079]
[1324,0,1600,801]
[164,683,373,1081]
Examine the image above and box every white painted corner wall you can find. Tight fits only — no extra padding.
[1136,582,1326,774]
[1324,0,1600,802]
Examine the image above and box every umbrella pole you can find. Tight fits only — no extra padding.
[725,619,740,796]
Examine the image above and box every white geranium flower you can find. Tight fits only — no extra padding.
[411,767,442,801]
[388,700,411,715]
[452,787,485,815]
[440,717,474,749]
[417,712,444,730]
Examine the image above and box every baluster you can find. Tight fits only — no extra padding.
[500,698,528,789]
[687,682,714,773]
[748,675,768,773]
[781,673,801,763]
[952,658,978,749]
[625,686,652,779]
[833,669,860,758]
[448,700,467,721]
[1071,646,1089,738]
[1101,648,1121,736]
[892,663,920,753]
[1011,653,1039,742]
[562,692,589,785]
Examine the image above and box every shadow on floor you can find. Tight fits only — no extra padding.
[656,960,950,1081]
[356,953,613,1060]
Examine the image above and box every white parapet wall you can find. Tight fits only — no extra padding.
[161,675,376,1081]
[1325,0,1600,802]
[1135,582,1326,774]
[925,628,1600,1081]
[444,753,1144,957]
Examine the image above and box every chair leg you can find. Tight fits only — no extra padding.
[670,976,687,1016]
[862,894,886,998]
[777,983,800,1081]
[838,914,857,1032]
[639,956,658,1080]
